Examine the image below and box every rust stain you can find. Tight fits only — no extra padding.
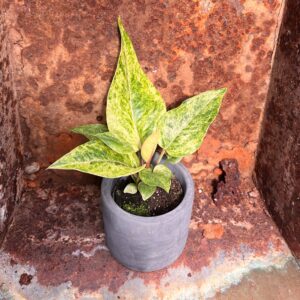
[255,0,300,258]
[213,159,242,206]
[0,10,23,242]
[2,172,290,294]
[202,224,225,239]
[19,273,33,286]
[1,0,282,180]
[0,0,289,297]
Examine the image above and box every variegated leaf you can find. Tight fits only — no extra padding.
[98,132,138,154]
[124,183,138,194]
[159,88,226,157]
[48,140,144,178]
[71,124,108,140]
[139,164,172,192]
[138,182,156,201]
[72,124,136,154]
[165,155,182,164]
[106,18,166,150]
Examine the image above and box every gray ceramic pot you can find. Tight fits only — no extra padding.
[101,162,194,272]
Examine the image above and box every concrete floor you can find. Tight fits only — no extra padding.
[0,170,299,300]
[216,260,300,300]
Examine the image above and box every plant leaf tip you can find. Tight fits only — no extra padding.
[220,87,227,94]
[47,164,55,170]
[117,16,123,27]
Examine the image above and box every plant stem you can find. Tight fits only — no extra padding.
[131,173,140,184]
[156,149,166,165]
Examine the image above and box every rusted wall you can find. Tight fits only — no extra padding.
[254,0,300,258]
[0,10,23,243]
[4,0,284,180]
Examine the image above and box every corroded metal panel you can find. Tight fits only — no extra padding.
[255,0,300,258]
[1,1,298,299]
[0,177,297,299]
[4,0,284,180]
[0,10,23,242]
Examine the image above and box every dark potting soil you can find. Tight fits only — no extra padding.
[113,177,184,216]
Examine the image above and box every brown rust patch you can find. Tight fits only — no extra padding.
[0,0,288,294]
[83,82,95,94]
[2,172,289,293]
[2,0,282,181]
[202,224,225,239]
[65,99,94,114]
[213,159,242,206]
[19,273,33,286]
[40,83,69,106]
[0,9,23,243]
[255,0,300,258]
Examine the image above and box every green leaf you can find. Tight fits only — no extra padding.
[138,182,156,201]
[165,155,182,164]
[124,183,138,194]
[141,130,159,165]
[97,132,137,154]
[71,124,108,140]
[139,164,172,192]
[106,17,166,150]
[72,124,136,154]
[48,140,144,178]
[159,88,226,157]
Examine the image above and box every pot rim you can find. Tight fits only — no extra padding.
[101,162,194,223]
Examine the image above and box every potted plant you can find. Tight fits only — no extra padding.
[49,18,226,272]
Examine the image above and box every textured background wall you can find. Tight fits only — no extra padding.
[0,11,23,242]
[4,0,284,182]
[255,0,300,258]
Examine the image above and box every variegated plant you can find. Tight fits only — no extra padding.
[48,18,227,200]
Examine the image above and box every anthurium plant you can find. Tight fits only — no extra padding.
[49,18,227,201]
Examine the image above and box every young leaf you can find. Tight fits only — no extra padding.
[106,17,166,151]
[138,182,156,201]
[98,132,137,154]
[139,164,172,192]
[124,183,138,194]
[141,130,160,166]
[48,140,144,178]
[159,88,226,158]
[71,124,108,140]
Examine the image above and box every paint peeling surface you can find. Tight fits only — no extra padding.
[3,0,284,179]
[0,172,299,299]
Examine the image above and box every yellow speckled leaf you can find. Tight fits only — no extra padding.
[48,140,144,178]
[165,155,182,164]
[72,124,137,154]
[97,132,138,154]
[139,164,172,192]
[106,18,166,150]
[138,182,156,201]
[159,88,226,157]
[71,124,108,140]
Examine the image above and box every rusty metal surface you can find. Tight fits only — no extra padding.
[0,10,23,242]
[0,170,296,299]
[3,0,284,179]
[1,0,298,299]
[254,0,300,258]
[213,158,242,206]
